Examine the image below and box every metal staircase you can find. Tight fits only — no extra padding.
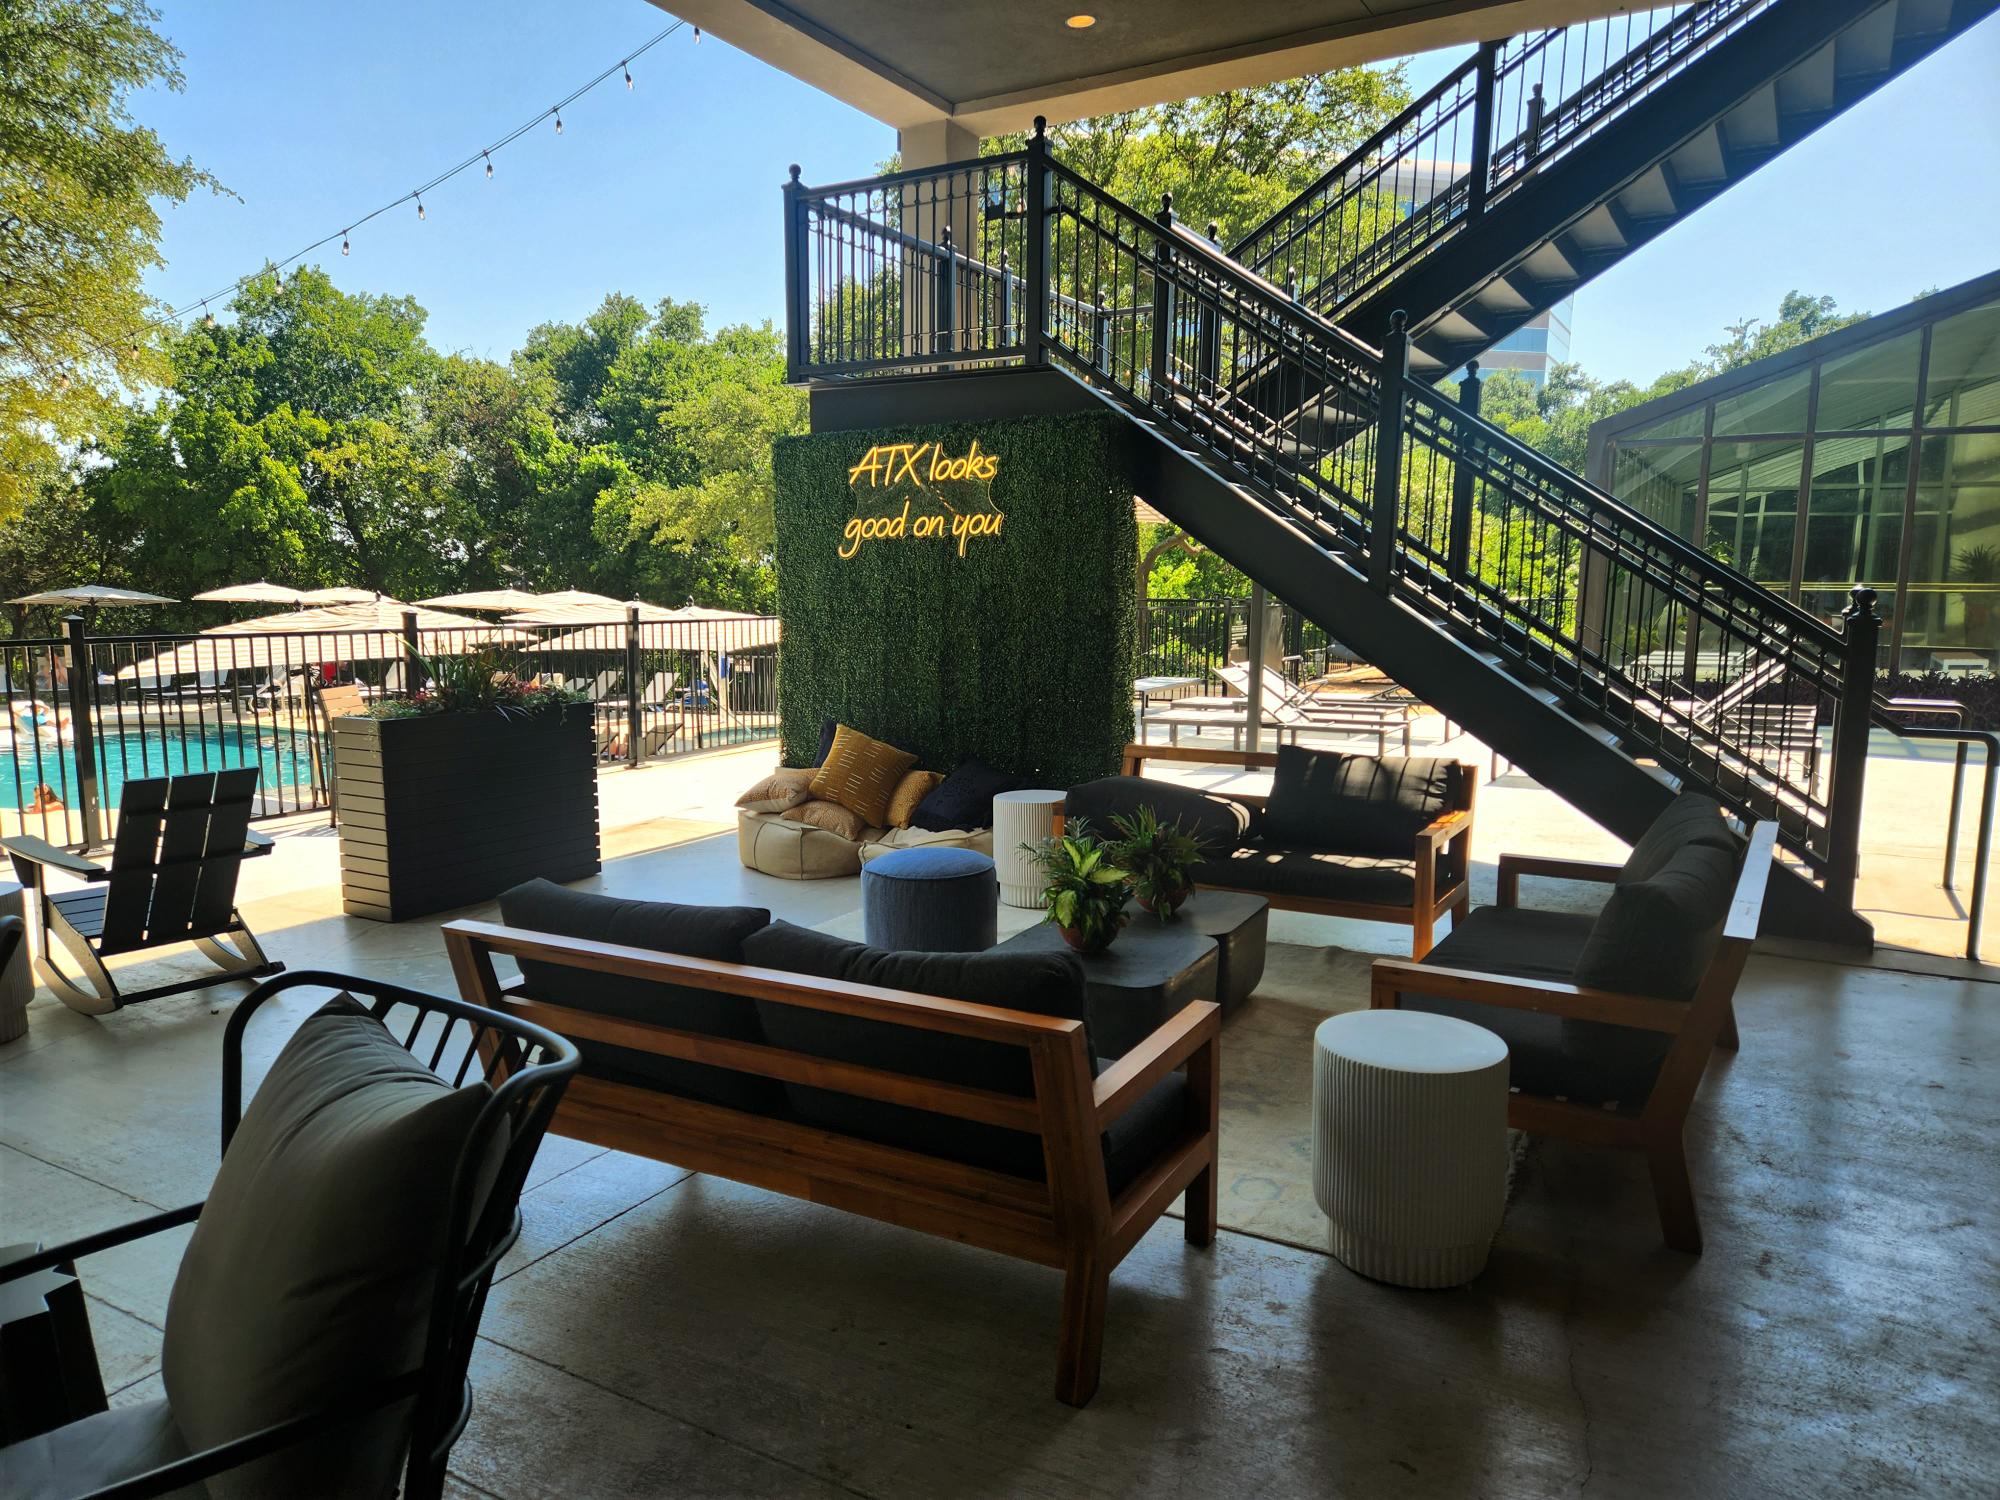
[777,0,1996,941]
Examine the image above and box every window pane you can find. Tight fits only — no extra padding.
[1922,299,2000,429]
[1622,407,1706,441]
[1901,431,2000,673]
[1608,442,1702,535]
[1704,440,1802,583]
[1712,365,1810,436]
[1814,329,1921,431]
[1800,433,1912,644]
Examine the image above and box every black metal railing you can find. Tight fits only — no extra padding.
[0,611,780,849]
[1229,1,1779,319]
[1141,598,1337,684]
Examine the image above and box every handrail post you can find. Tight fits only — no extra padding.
[1524,83,1546,165]
[400,610,425,694]
[933,225,957,355]
[782,165,808,378]
[1449,360,1482,583]
[1369,311,1412,593]
[996,248,1013,347]
[1150,193,1175,399]
[625,604,644,769]
[62,613,102,851]
[1023,118,1050,366]
[1195,222,1222,396]
[1822,586,1881,910]
[1468,40,1498,217]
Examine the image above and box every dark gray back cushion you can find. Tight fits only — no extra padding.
[1263,748,1460,857]
[498,879,777,1113]
[1573,840,1739,1000]
[163,998,495,1500]
[1064,774,1251,852]
[742,920,1089,1178]
[1618,792,1742,885]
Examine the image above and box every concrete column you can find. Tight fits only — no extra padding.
[1245,585,1268,755]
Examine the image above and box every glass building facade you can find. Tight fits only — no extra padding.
[1588,273,2000,674]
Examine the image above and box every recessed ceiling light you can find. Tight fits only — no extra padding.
[1067,14,1096,28]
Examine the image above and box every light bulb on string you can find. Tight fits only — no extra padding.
[342,230,351,256]
[203,305,216,329]
[693,26,700,42]
[274,270,284,293]
[416,194,426,221]
[483,151,493,178]
[553,109,564,135]
[623,61,633,89]
[56,372,71,391]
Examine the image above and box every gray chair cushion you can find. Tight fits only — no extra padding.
[498,879,779,1113]
[741,921,1183,1191]
[162,998,496,1500]
[1263,748,1461,857]
[1619,792,1742,884]
[1063,775,1252,851]
[0,1399,193,1500]
[1575,840,1738,1000]
[1205,843,1420,907]
[1406,904,1675,1108]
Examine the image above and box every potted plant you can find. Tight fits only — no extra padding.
[333,646,598,922]
[1021,821,1131,956]
[1109,804,1213,920]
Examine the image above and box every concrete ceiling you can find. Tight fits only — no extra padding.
[651,0,1641,139]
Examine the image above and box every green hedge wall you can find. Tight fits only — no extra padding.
[772,410,1136,787]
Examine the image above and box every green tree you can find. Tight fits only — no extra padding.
[1705,290,1866,371]
[0,0,221,517]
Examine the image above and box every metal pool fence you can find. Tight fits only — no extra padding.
[0,610,782,849]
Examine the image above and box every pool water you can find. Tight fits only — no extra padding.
[0,728,318,810]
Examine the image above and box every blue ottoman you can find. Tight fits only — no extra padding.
[861,847,999,952]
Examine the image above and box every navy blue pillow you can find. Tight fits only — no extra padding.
[813,717,837,766]
[910,758,1018,831]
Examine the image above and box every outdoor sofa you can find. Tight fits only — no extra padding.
[445,879,1222,1406]
[1073,742,1476,957]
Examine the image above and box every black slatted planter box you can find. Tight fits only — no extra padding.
[334,705,600,922]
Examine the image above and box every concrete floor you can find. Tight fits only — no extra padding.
[3,742,1997,1496]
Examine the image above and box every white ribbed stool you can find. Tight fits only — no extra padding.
[1312,1009,1509,1288]
[992,789,1066,908]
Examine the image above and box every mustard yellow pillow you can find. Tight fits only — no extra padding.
[786,798,870,842]
[735,767,816,814]
[884,769,944,828]
[809,725,917,826]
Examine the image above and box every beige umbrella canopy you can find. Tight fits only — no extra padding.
[529,589,624,609]
[117,599,515,681]
[417,588,547,613]
[525,609,779,655]
[10,584,176,607]
[191,580,306,605]
[296,586,377,605]
[507,599,680,629]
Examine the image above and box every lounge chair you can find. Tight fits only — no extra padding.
[1150,668,1417,755]
[2,768,284,1015]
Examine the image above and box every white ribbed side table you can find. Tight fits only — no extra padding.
[1312,1009,1509,1288]
[992,789,1065,908]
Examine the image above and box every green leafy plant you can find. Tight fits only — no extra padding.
[1021,819,1131,956]
[362,643,589,720]
[1109,804,1213,920]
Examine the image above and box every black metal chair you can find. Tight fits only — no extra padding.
[0,971,580,1499]
[2,768,283,1015]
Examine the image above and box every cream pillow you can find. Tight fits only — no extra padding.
[736,767,816,814]
[786,798,870,842]
[884,769,944,828]
[808,725,917,827]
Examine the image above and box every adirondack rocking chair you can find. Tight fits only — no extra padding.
[2,769,283,1015]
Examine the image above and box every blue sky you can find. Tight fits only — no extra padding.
[140,1,2000,386]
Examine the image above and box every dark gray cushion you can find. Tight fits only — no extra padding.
[1421,904,1596,983]
[1398,993,1668,1109]
[498,879,778,1113]
[1263,747,1460,857]
[740,921,1184,1186]
[1206,843,1420,907]
[910,759,1019,832]
[162,998,496,1500]
[1619,792,1742,884]
[1063,775,1252,851]
[0,1399,190,1500]
[1575,840,1738,1001]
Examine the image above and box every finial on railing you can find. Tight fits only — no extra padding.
[1206,220,1220,243]
[1159,191,1173,220]
[1846,585,1880,621]
[788,164,801,182]
[1033,115,1047,140]
[1389,309,1409,333]
[1465,359,1479,378]
[940,224,953,247]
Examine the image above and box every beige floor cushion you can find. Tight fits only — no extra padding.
[738,809,874,880]
[858,825,994,866]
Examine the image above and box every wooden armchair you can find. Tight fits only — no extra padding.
[1370,819,1774,1252]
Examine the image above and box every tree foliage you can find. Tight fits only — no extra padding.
[0,0,221,518]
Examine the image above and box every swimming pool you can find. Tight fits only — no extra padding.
[0,727,319,810]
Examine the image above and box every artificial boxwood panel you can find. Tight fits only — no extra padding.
[773,410,1137,787]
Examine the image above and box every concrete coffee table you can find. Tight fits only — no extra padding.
[1131,891,1268,1009]
[995,919,1217,1059]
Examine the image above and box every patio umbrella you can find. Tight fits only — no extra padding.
[296,586,377,605]
[416,588,547,613]
[116,599,518,681]
[10,584,177,607]
[191,581,307,606]
[506,599,681,629]
[525,611,779,654]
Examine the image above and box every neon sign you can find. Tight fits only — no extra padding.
[842,440,1005,560]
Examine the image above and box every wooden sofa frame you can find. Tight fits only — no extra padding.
[1119,741,1476,957]
[441,919,1222,1406]
[1369,819,1775,1253]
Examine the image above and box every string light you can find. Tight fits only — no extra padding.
[202,305,216,328]
[274,270,284,293]
[114,19,689,354]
